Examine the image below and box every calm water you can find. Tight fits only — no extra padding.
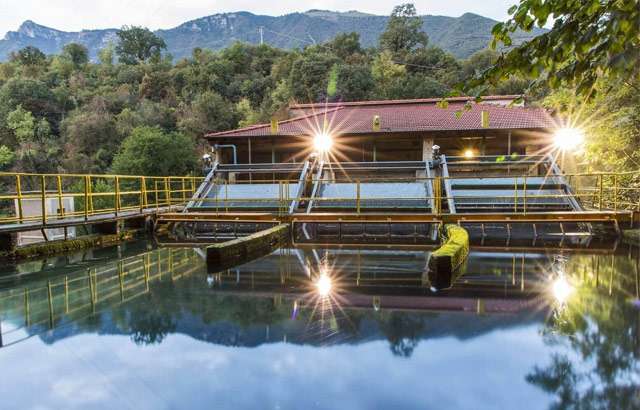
[0,240,639,409]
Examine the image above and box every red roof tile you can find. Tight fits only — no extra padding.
[205,97,556,139]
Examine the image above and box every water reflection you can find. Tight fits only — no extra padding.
[0,243,638,409]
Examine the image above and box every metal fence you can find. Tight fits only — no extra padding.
[0,172,204,225]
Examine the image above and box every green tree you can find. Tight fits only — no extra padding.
[288,49,339,102]
[328,32,363,60]
[178,91,238,137]
[469,0,640,96]
[371,51,406,98]
[62,43,89,68]
[335,64,374,101]
[111,126,196,176]
[62,103,119,173]
[115,26,167,65]
[379,3,428,57]
[6,105,59,172]
[0,145,14,170]
[10,46,46,66]
[543,78,640,173]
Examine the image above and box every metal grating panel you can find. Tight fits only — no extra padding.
[196,183,300,210]
[314,182,431,210]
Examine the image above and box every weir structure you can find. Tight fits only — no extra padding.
[0,96,639,256]
[163,96,640,243]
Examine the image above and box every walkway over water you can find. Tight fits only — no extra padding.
[1,157,639,241]
[0,172,202,240]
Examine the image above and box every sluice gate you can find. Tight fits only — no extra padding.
[175,155,638,242]
[444,154,581,213]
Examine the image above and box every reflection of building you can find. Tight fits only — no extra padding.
[208,248,550,312]
[14,194,75,245]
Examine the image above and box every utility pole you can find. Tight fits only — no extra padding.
[259,27,264,45]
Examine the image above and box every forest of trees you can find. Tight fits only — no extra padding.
[0,4,527,177]
[0,2,637,177]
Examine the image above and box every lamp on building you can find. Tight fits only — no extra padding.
[313,132,333,153]
[554,127,584,151]
[464,149,475,159]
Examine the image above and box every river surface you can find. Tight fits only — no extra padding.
[0,240,638,409]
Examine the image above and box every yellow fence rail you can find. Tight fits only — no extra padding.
[0,247,202,347]
[0,172,204,225]
[191,171,640,215]
[0,169,639,225]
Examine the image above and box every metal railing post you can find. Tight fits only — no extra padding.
[83,176,89,221]
[356,179,361,214]
[140,177,145,212]
[164,177,170,206]
[514,177,518,213]
[599,174,604,210]
[47,280,54,328]
[15,174,23,223]
[224,179,228,213]
[613,174,618,211]
[523,175,527,215]
[88,176,94,214]
[23,288,30,326]
[40,175,46,225]
[56,175,64,218]
[115,176,120,216]
[434,176,441,215]
[154,180,159,210]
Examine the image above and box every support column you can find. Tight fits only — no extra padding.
[93,221,119,235]
[419,137,434,178]
[0,232,17,253]
[422,137,434,161]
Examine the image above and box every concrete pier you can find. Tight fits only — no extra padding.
[206,223,290,271]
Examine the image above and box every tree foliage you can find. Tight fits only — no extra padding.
[62,43,89,68]
[468,0,640,96]
[115,26,167,65]
[111,126,196,176]
[0,3,531,176]
[379,3,428,56]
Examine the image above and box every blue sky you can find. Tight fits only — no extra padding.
[0,0,518,38]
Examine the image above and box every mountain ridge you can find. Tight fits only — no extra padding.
[0,10,546,61]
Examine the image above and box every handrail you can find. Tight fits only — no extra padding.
[0,172,204,225]
[0,168,639,226]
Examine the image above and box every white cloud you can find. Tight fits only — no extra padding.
[0,0,516,38]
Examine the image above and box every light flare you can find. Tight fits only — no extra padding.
[315,270,333,297]
[464,149,475,159]
[554,127,585,151]
[313,132,333,153]
[552,274,574,304]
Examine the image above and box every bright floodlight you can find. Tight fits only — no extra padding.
[552,275,573,304]
[464,149,474,159]
[315,272,332,297]
[313,132,333,153]
[554,127,584,151]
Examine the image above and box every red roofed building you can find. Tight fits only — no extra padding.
[205,95,558,164]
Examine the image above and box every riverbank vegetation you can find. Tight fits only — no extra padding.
[0,4,526,177]
[0,1,637,176]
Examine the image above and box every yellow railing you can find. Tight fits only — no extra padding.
[0,172,204,225]
[1,170,638,224]
[194,171,640,215]
[0,248,202,347]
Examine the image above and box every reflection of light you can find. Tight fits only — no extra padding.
[552,275,573,304]
[464,149,474,159]
[315,272,332,297]
[554,127,584,151]
[313,132,333,153]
